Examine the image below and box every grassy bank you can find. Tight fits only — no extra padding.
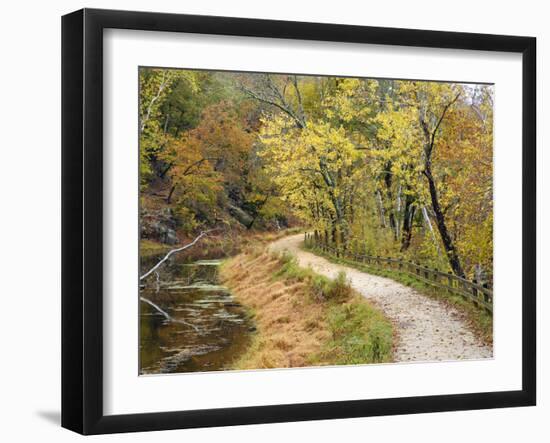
[220,248,393,370]
[304,246,493,346]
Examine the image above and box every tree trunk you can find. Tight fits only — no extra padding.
[159,162,173,179]
[331,223,337,247]
[421,205,441,257]
[383,165,398,239]
[424,167,465,277]
[400,195,415,252]
[419,91,463,275]
[395,184,402,239]
[166,185,176,203]
[376,190,386,228]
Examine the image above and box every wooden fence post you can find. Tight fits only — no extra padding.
[483,283,491,312]
[472,278,479,307]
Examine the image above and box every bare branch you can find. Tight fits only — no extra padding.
[140,71,169,134]
[140,229,218,281]
[140,296,199,331]
[426,92,461,158]
[291,75,305,123]
[180,157,218,176]
[239,76,306,129]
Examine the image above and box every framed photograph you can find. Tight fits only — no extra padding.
[61,8,536,435]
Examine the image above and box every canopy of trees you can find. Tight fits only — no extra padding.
[139,67,493,281]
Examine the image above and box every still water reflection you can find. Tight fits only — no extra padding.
[139,256,253,374]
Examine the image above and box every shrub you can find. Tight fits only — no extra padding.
[273,251,310,281]
[274,252,352,302]
[311,271,352,302]
[326,271,353,301]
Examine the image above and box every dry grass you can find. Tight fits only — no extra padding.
[220,249,393,370]
[220,251,328,369]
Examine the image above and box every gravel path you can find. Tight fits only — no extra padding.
[270,234,492,363]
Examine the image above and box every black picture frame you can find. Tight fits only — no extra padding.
[61,8,536,435]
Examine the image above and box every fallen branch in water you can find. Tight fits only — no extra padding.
[140,296,199,331]
[140,229,217,281]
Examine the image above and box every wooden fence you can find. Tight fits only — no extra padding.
[304,233,493,313]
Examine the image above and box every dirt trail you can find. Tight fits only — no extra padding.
[270,234,492,362]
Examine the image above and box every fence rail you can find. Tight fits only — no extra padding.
[303,233,493,313]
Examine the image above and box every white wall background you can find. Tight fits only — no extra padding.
[0,0,546,441]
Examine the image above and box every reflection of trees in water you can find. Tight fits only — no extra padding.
[139,264,252,374]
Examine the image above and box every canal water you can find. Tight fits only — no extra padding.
[139,254,253,374]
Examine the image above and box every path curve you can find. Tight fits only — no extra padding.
[270,234,492,362]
